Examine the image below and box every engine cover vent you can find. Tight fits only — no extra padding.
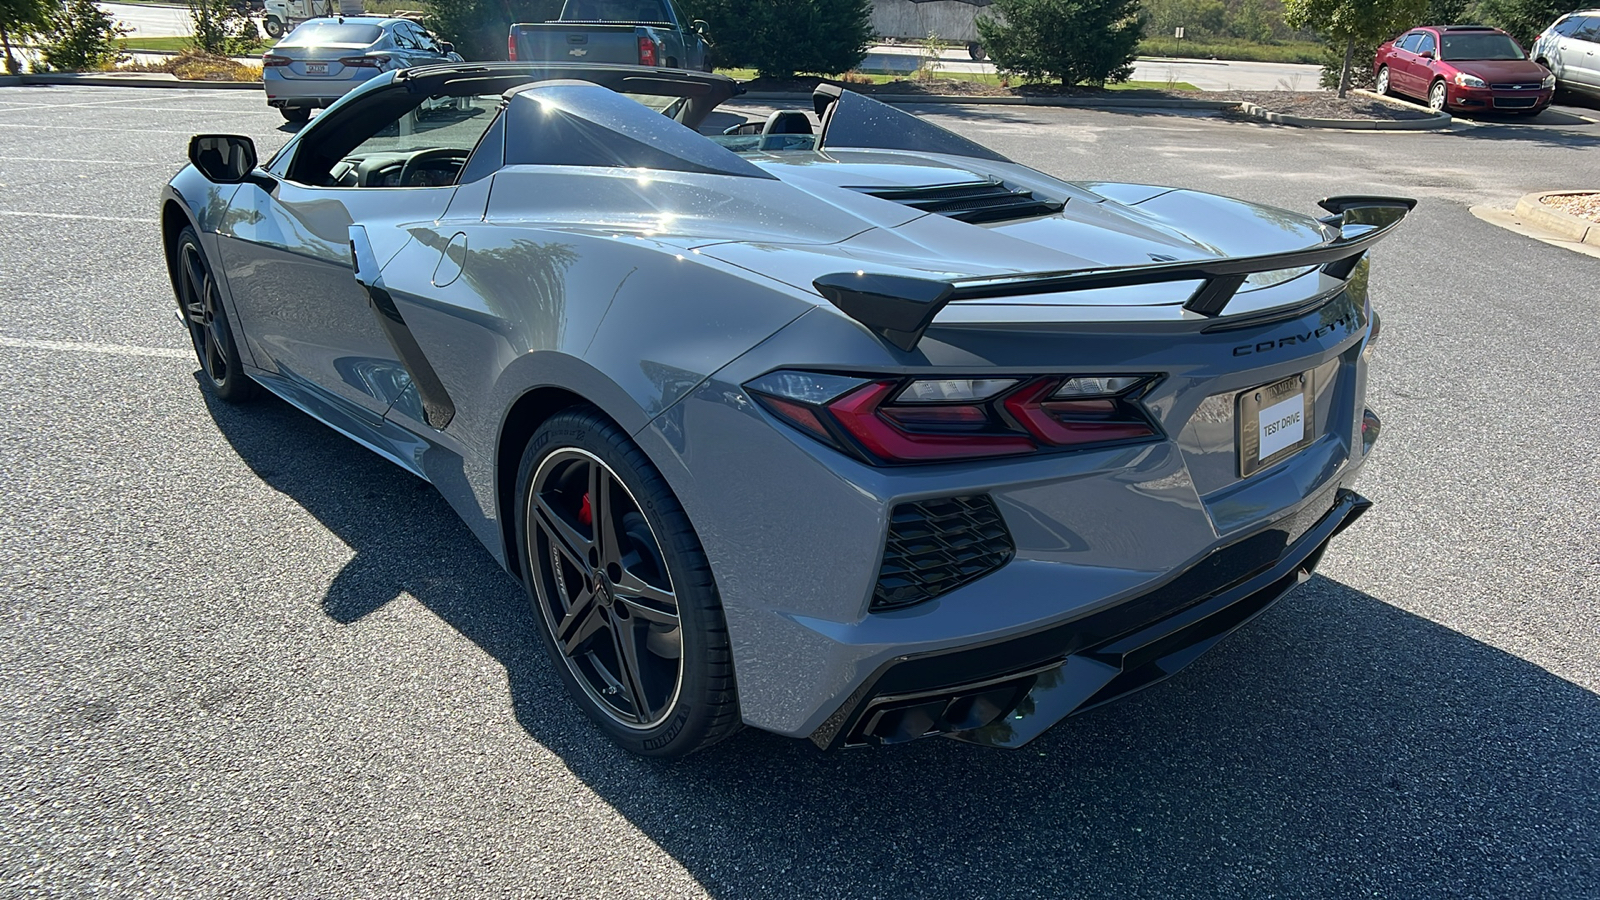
[854,180,1065,225]
[872,495,1015,612]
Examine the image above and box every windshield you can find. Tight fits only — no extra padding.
[280,23,383,46]
[561,0,669,22]
[1440,33,1524,60]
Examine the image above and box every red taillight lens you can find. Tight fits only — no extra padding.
[262,54,291,67]
[745,371,1160,465]
[338,55,388,68]
[638,36,658,67]
[507,33,517,60]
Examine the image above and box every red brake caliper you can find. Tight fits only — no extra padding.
[578,493,593,527]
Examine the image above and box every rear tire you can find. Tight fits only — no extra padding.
[280,106,310,123]
[263,15,283,38]
[173,227,257,404]
[515,407,741,757]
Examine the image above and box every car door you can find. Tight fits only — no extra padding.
[1409,31,1440,95]
[216,96,500,420]
[1389,32,1423,95]
[1568,17,1600,88]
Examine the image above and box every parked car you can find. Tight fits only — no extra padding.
[262,17,462,123]
[1532,10,1600,98]
[164,62,1401,757]
[1374,24,1554,114]
[508,0,712,70]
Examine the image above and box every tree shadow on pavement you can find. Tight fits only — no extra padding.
[205,388,1600,900]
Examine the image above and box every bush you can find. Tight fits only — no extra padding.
[1,0,60,74]
[187,0,260,57]
[1478,0,1585,44]
[979,0,1145,86]
[682,0,873,78]
[429,0,560,62]
[120,47,261,80]
[34,0,125,71]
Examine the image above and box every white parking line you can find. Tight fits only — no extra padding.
[0,122,197,134]
[0,336,187,359]
[0,156,171,165]
[0,210,157,223]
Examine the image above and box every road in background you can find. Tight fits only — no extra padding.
[1,86,1597,898]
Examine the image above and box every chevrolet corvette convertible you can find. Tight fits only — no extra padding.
[162,63,1407,756]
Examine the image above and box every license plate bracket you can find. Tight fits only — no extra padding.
[1237,371,1315,477]
[305,62,328,74]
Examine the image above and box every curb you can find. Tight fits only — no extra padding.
[739,91,1237,109]
[2,73,260,89]
[1513,191,1600,245]
[1237,99,1450,130]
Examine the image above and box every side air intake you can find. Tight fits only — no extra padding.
[855,180,1064,225]
[873,495,1015,611]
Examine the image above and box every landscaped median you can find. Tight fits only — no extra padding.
[1514,191,1600,247]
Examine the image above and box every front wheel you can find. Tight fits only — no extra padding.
[1374,65,1391,96]
[174,227,257,403]
[515,408,740,757]
[279,105,310,123]
[1428,79,1448,112]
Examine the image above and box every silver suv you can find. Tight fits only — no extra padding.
[1533,10,1600,97]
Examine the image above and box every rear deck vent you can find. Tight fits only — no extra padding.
[855,180,1064,225]
[872,495,1015,612]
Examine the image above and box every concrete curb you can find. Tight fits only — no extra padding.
[739,91,1238,109]
[1,72,260,89]
[1237,99,1450,130]
[1513,191,1600,245]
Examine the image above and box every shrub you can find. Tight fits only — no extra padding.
[429,0,560,62]
[34,0,125,71]
[1478,0,1586,44]
[1,0,59,74]
[187,0,261,57]
[978,0,1145,86]
[682,0,873,78]
[121,47,261,80]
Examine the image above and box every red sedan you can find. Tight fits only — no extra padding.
[1374,24,1555,114]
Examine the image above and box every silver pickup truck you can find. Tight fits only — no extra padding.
[508,0,713,71]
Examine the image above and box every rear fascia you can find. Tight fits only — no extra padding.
[639,282,1378,738]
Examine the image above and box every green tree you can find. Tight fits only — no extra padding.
[681,0,872,78]
[0,0,57,73]
[34,0,125,71]
[978,0,1145,87]
[1284,0,1426,96]
[1478,0,1583,43]
[430,0,560,62]
[187,0,260,56]
[1425,0,1472,23]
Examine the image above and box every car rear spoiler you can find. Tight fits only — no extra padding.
[812,195,1416,352]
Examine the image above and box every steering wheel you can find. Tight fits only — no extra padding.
[398,148,467,188]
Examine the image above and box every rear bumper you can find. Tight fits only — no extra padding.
[811,487,1371,749]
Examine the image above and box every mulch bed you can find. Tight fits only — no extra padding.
[1218,91,1436,121]
[1540,192,1600,224]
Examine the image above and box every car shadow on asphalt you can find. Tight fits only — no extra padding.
[203,386,1600,898]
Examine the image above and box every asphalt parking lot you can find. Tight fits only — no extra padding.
[1,85,1597,898]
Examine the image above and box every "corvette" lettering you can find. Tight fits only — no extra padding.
[1232,311,1357,357]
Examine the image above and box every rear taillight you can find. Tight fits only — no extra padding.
[745,371,1160,465]
[262,54,291,67]
[638,35,658,66]
[507,33,517,60]
[338,55,389,68]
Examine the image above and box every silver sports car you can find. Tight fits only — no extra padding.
[163,63,1407,757]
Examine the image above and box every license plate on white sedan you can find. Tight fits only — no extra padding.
[305,62,328,74]
[1237,371,1315,476]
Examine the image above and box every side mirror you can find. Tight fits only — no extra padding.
[691,18,709,35]
[1420,50,1435,59]
[439,40,453,54]
[189,134,258,183]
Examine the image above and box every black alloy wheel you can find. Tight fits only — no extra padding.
[175,227,256,403]
[516,409,740,756]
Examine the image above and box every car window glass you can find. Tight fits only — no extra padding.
[1399,33,1423,52]
[278,22,382,46]
[317,94,504,188]
[665,0,687,25]
[1574,17,1600,40]
[413,26,441,52]
[391,24,418,49]
[563,0,669,22]
[1551,16,1579,36]
[1440,32,1524,60]
[1416,33,1436,55]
